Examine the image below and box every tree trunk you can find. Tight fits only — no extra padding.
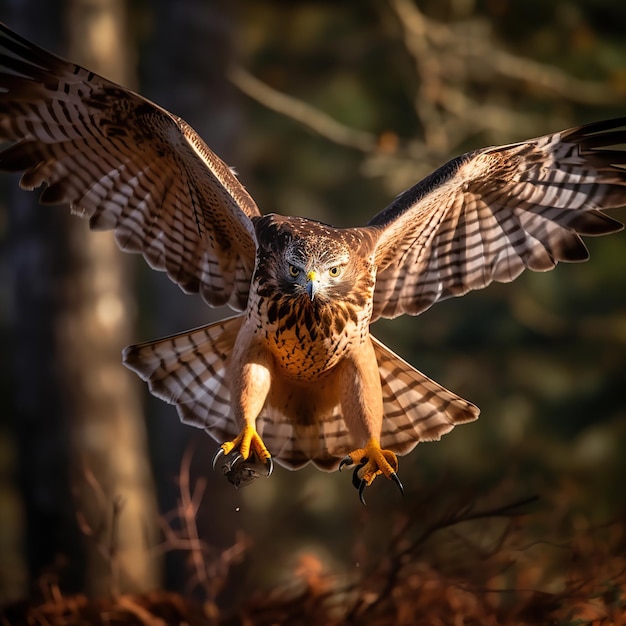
[61,0,160,597]
[5,0,160,598]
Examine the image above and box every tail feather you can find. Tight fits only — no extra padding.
[122,315,243,440]
[259,403,351,472]
[372,336,479,456]
[123,320,479,472]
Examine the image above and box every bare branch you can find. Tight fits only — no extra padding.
[387,0,619,160]
[116,596,168,626]
[486,48,618,105]
[178,443,209,593]
[391,0,618,106]
[230,65,380,153]
[387,0,452,154]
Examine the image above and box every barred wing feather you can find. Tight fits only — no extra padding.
[369,119,626,321]
[0,23,259,310]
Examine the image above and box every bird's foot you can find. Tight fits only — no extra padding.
[216,450,271,489]
[212,424,273,487]
[339,438,403,505]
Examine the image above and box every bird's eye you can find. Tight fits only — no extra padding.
[328,266,342,278]
[288,264,300,278]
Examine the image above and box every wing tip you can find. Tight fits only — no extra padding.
[121,343,146,377]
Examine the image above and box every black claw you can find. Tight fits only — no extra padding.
[266,456,274,477]
[351,466,362,489]
[211,447,225,470]
[391,472,404,496]
[358,479,367,505]
[339,455,353,471]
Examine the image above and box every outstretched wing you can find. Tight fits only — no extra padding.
[0,23,260,310]
[369,119,626,321]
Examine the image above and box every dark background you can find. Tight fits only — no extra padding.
[0,0,625,619]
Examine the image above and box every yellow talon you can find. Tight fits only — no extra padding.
[346,438,398,483]
[340,438,403,504]
[212,424,273,488]
[214,423,272,466]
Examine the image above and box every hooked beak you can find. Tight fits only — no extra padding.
[306,270,319,300]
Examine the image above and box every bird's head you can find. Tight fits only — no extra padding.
[283,241,349,302]
[252,214,376,307]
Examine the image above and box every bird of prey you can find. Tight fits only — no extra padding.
[1,23,624,502]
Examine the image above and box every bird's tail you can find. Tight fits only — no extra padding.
[123,318,480,472]
[252,335,481,471]
[122,315,243,443]
[371,335,480,457]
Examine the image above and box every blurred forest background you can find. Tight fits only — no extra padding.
[0,0,625,623]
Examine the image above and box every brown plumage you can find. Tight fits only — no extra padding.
[1,23,624,500]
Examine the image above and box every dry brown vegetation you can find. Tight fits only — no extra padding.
[2,460,625,626]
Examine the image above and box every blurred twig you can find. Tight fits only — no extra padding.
[116,596,168,626]
[151,443,250,602]
[230,66,380,154]
[347,493,539,620]
[231,1,620,201]
[179,443,209,593]
[231,0,620,182]
[73,465,129,599]
[389,0,618,149]
[388,0,451,154]
[391,0,617,105]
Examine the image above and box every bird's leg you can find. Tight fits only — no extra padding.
[339,342,404,504]
[212,343,274,478]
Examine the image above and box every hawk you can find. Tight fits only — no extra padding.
[1,23,624,502]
